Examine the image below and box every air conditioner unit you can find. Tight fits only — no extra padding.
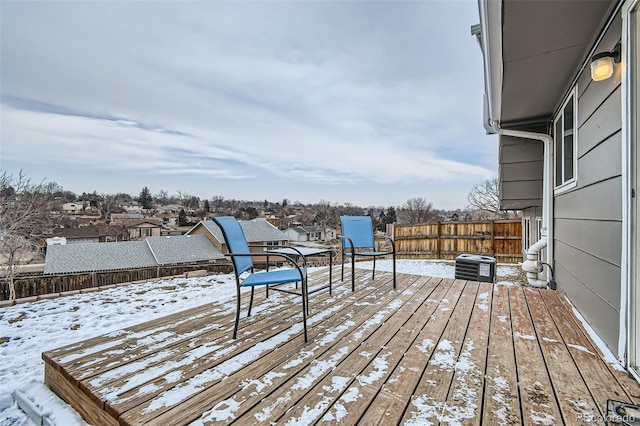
[455,254,496,283]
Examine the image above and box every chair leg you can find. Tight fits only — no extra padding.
[302,277,308,342]
[233,284,241,339]
[329,253,332,295]
[351,253,356,292]
[393,251,396,289]
[372,256,376,280]
[247,287,255,316]
[341,247,345,282]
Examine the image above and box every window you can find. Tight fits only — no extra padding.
[264,241,278,251]
[554,90,578,191]
[141,228,152,238]
[536,217,543,241]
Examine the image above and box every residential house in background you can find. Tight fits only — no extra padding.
[115,219,163,240]
[61,202,85,214]
[475,0,639,380]
[284,225,337,244]
[188,218,289,254]
[51,225,124,244]
[123,202,144,213]
[110,213,144,221]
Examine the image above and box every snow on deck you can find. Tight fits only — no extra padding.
[38,267,640,425]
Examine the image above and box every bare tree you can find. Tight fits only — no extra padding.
[100,193,119,221]
[313,200,339,239]
[154,189,169,206]
[398,197,434,224]
[466,178,509,219]
[0,171,56,300]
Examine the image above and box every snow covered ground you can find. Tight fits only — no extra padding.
[0,260,546,425]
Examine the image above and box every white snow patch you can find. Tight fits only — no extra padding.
[416,338,435,354]
[291,347,350,391]
[192,397,242,424]
[514,332,536,341]
[567,343,595,355]
[357,353,390,386]
[529,410,556,425]
[476,292,490,312]
[241,371,286,395]
[323,376,350,393]
[317,320,356,346]
[429,339,455,370]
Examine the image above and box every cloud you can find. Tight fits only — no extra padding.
[1,1,496,208]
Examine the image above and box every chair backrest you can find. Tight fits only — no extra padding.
[213,216,253,275]
[340,216,375,249]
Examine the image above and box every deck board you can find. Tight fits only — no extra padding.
[42,269,640,425]
[509,286,562,425]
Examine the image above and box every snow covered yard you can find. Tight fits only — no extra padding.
[0,273,242,425]
[0,260,632,425]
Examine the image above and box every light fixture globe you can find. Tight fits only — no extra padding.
[590,54,614,81]
[589,43,621,82]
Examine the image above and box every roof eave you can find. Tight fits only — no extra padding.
[477,0,503,133]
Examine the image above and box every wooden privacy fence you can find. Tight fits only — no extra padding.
[394,220,522,263]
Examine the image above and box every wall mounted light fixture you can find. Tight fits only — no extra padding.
[590,42,621,81]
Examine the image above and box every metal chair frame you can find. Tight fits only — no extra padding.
[338,215,396,292]
[213,216,309,342]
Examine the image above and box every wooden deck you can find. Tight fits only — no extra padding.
[43,268,640,425]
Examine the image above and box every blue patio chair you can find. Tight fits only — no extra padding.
[213,216,308,342]
[338,215,396,292]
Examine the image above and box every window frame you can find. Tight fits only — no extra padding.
[523,217,531,252]
[554,88,579,194]
[263,241,279,251]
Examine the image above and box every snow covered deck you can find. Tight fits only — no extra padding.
[42,268,639,425]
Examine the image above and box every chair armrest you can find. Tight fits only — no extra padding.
[336,234,355,250]
[225,252,306,277]
[382,235,396,253]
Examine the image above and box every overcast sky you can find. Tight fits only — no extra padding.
[1,1,496,209]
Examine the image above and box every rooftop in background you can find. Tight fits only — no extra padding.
[44,234,224,274]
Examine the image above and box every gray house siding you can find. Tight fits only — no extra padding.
[499,135,544,210]
[553,11,622,354]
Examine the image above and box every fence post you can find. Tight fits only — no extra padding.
[490,220,495,257]
[436,221,442,259]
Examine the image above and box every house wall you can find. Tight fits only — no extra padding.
[128,225,162,241]
[553,10,623,355]
[188,224,225,251]
[285,230,305,242]
[499,135,544,210]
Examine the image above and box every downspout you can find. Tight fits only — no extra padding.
[487,123,554,288]
[477,0,553,288]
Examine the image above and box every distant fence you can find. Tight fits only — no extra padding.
[1,262,234,301]
[393,220,522,263]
